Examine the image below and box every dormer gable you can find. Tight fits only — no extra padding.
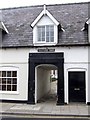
[31,5,59,27]
[31,5,60,46]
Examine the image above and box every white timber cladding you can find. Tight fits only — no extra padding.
[0,46,90,104]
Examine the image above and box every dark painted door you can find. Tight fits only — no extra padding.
[68,71,86,102]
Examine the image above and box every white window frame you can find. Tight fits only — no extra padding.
[33,15,58,46]
[37,25,54,43]
[0,66,19,94]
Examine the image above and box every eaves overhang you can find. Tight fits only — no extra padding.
[1,43,90,49]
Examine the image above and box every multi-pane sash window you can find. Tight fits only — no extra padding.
[0,71,17,91]
[38,25,54,42]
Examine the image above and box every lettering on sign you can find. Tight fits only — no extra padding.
[38,48,55,52]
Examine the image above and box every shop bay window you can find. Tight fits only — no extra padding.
[0,71,17,91]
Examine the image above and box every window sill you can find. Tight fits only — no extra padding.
[0,91,19,95]
[33,42,57,46]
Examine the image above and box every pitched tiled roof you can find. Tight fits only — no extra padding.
[1,2,89,48]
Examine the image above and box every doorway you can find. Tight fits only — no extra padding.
[35,64,57,103]
[28,53,64,105]
[68,71,86,103]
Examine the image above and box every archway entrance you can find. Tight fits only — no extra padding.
[28,53,64,105]
[35,64,57,103]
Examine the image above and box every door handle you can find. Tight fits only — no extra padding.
[30,88,33,90]
[74,88,80,91]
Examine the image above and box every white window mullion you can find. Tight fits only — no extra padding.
[6,78,7,91]
[41,27,42,42]
[49,26,50,42]
[11,71,12,91]
[45,26,46,42]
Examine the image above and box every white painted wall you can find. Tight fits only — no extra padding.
[88,47,90,103]
[0,48,30,101]
[0,46,90,104]
[89,23,90,43]
[88,24,90,103]
[36,67,51,102]
[30,46,89,104]
[37,15,54,25]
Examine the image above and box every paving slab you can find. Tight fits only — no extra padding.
[0,102,89,117]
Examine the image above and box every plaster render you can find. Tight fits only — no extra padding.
[0,46,89,103]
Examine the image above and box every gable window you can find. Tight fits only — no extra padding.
[37,25,54,42]
[0,70,17,92]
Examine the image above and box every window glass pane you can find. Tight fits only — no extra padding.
[0,85,2,90]
[50,26,54,31]
[42,26,45,41]
[46,36,49,42]
[50,26,54,42]
[12,78,17,84]
[38,26,45,42]
[38,27,41,41]
[46,25,54,42]
[50,36,54,42]
[42,26,45,31]
[38,33,41,41]
[42,32,45,37]
[7,78,11,84]
[2,85,6,91]
[46,31,49,36]
[2,71,6,77]
[12,71,17,77]
[46,25,49,29]
[7,71,11,77]
[50,31,54,36]
[42,37,45,41]
[2,78,6,84]
[46,26,49,42]
[12,85,17,91]
[0,78,2,84]
[42,31,45,41]
[38,38,41,41]
[0,71,1,77]
[7,85,11,91]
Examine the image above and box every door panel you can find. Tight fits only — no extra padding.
[68,72,86,102]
